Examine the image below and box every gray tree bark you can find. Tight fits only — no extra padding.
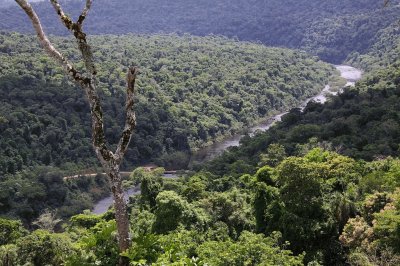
[15,0,137,264]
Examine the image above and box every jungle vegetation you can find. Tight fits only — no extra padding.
[1,0,400,265]
[0,32,335,176]
[1,150,399,265]
[0,0,399,63]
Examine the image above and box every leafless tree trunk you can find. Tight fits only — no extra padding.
[15,0,137,263]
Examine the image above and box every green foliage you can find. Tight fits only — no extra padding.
[275,157,328,253]
[122,234,161,265]
[197,231,304,266]
[253,183,281,233]
[347,22,400,72]
[153,191,205,233]
[339,189,400,265]
[255,165,275,185]
[129,167,164,209]
[156,229,204,264]
[372,190,400,252]
[243,150,368,263]
[70,213,103,229]
[15,230,76,266]
[259,143,287,167]
[1,0,399,63]
[1,2,400,264]
[204,64,400,177]
[361,158,400,194]
[183,174,207,202]
[0,244,18,266]
[0,32,334,177]
[76,220,120,265]
[0,166,109,223]
[199,188,255,236]
[0,151,399,265]
[0,218,27,245]
[130,209,156,237]
[362,192,392,223]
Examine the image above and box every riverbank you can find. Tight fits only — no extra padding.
[188,65,363,165]
[92,65,363,214]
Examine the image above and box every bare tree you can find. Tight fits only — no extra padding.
[14,0,137,263]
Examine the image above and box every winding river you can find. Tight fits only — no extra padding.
[92,65,363,214]
[189,65,363,164]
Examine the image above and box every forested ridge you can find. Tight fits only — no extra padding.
[1,0,400,265]
[347,22,400,72]
[1,0,400,63]
[0,32,336,225]
[0,32,334,175]
[202,65,400,177]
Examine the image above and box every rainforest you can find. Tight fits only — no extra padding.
[0,0,399,265]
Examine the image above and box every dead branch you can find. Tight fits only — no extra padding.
[15,0,138,258]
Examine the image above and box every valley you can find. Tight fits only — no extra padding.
[190,65,362,164]
[0,0,399,265]
[93,64,363,214]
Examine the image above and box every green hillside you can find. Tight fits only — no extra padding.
[1,1,400,265]
[0,0,399,63]
[0,32,335,174]
[347,22,400,72]
[203,64,400,177]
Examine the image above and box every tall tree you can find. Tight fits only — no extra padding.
[14,0,137,263]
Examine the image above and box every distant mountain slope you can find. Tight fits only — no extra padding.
[0,0,12,8]
[0,0,44,8]
[0,0,399,63]
[347,22,400,72]
[0,32,335,175]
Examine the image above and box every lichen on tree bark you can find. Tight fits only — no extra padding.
[14,0,137,264]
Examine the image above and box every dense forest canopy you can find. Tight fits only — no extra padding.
[0,32,335,174]
[1,150,399,265]
[1,0,399,63]
[200,20,400,178]
[347,21,400,72]
[1,0,400,265]
[202,65,400,177]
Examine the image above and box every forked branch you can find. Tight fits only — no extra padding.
[15,0,138,169]
[15,0,88,84]
[16,0,137,259]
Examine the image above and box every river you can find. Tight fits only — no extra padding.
[92,65,362,214]
[189,65,363,164]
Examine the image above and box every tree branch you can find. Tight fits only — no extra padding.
[83,83,114,165]
[77,0,93,26]
[49,0,75,32]
[15,0,110,163]
[384,0,390,7]
[50,0,96,76]
[15,0,87,84]
[16,0,134,257]
[115,67,139,164]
